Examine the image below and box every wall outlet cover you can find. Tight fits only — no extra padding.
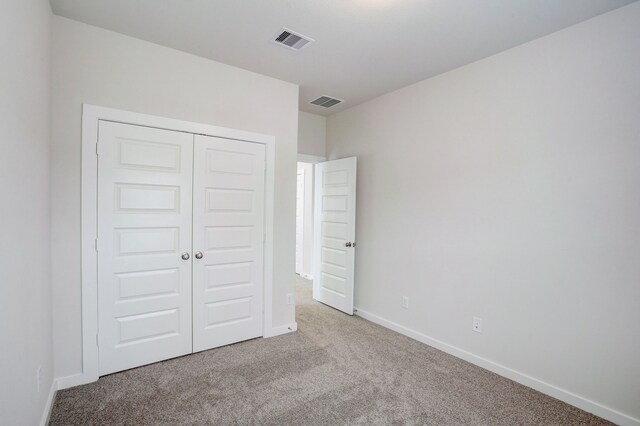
[401,296,409,309]
[472,317,482,333]
[286,293,294,305]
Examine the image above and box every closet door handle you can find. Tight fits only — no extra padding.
[195,251,203,259]
[181,252,190,260]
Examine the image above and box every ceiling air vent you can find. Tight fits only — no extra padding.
[310,95,343,108]
[273,28,314,51]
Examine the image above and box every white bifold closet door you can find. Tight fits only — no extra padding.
[192,135,265,352]
[97,121,265,375]
[97,121,194,376]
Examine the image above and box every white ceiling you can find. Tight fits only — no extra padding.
[50,0,636,116]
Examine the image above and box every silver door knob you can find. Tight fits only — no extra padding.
[195,251,203,259]
[181,252,190,260]
[345,242,352,247]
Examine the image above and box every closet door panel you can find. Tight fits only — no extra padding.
[97,121,194,376]
[192,135,265,352]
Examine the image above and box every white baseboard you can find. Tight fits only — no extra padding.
[264,322,298,338]
[354,307,639,426]
[39,381,57,426]
[55,325,300,391]
[300,273,313,280]
[56,373,91,390]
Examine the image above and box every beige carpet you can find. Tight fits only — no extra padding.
[50,276,610,425]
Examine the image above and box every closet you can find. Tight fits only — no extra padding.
[96,120,265,375]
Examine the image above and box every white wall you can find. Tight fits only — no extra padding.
[298,111,326,157]
[0,1,54,424]
[51,16,299,380]
[327,3,640,423]
[297,162,315,277]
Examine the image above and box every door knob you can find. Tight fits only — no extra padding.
[345,242,352,247]
[181,252,190,260]
[195,251,203,259]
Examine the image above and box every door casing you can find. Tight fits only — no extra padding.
[295,168,305,274]
[74,104,282,389]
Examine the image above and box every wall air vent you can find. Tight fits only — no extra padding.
[273,28,314,51]
[310,95,343,108]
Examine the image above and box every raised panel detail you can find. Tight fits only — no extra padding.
[322,222,347,240]
[115,184,180,213]
[321,272,346,296]
[207,149,254,175]
[205,262,252,289]
[323,195,347,212]
[116,268,179,301]
[206,226,252,250]
[118,140,180,172]
[322,248,346,267]
[205,298,252,327]
[206,189,253,212]
[324,170,348,186]
[116,309,180,345]
[115,227,179,255]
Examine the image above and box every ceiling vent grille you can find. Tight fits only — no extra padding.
[273,28,314,51]
[310,95,343,108]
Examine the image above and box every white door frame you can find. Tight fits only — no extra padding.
[295,155,325,281]
[295,168,305,274]
[297,153,326,164]
[78,104,277,387]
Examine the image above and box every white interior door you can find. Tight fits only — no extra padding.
[313,157,357,315]
[295,169,305,274]
[192,135,265,352]
[97,121,194,375]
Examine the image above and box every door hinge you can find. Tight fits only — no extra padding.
[94,239,98,252]
[96,142,99,156]
[96,333,99,347]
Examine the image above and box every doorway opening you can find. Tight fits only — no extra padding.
[295,161,315,299]
[294,154,357,315]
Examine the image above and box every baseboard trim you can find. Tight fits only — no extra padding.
[354,307,639,426]
[39,381,57,426]
[300,273,313,280]
[56,373,92,390]
[55,324,301,390]
[264,322,298,338]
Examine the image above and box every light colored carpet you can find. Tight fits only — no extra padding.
[50,276,610,425]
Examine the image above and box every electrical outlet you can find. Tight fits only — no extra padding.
[286,293,294,305]
[401,296,409,309]
[36,366,42,393]
[472,317,482,333]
